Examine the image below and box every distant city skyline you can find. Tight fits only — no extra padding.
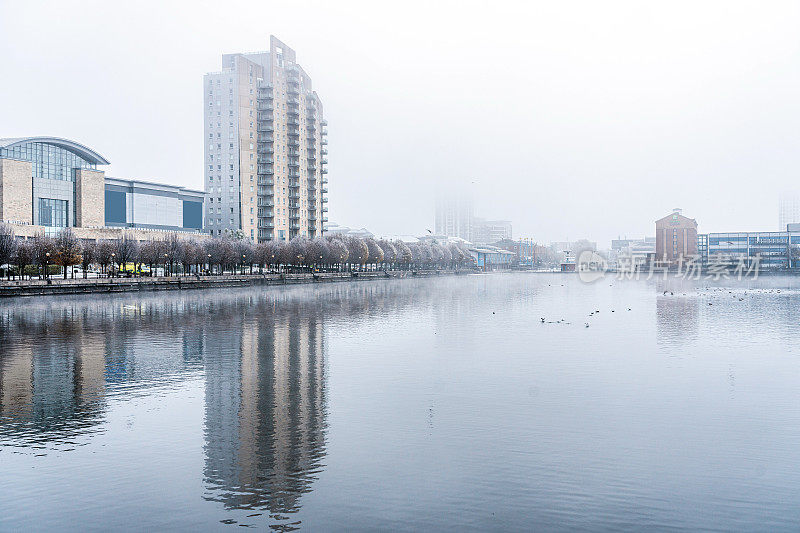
[2,1,800,245]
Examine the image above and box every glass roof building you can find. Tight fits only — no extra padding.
[0,136,204,236]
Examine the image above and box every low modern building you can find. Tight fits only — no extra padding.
[0,136,205,239]
[472,218,512,245]
[468,245,515,271]
[493,238,535,268]
[324,222,374,239]
[105,178,204,232]
[609,236,655,268]
[700,230,800,270]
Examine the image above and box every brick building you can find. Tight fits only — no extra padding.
[655,208,697,264]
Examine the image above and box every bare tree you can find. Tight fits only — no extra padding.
[139,240,161,276]
[364,238,384,270]
[306,239,327,270]
[12,240,33,280]
[234,239,253,274]
[53,228,81,279]
[346,236,368,271]
[182,240,201,275]
[378,239,397,269]
[288,237,308,270]
[394,241,412,269]
[407,243,421,269]
[32,233,56,279]
[96,240,115,277]
[438,243,452,268]
[325,238,348,271]
[0,223,17,280]
[264,240,281,272]
[277,240,295,270]
[254,242,270,273]
[80,240,95,279]
[164,233,184,276]
[114,233,139,276]
[429,242,445,268]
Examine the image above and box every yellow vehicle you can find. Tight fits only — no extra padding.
[116,263,151,277]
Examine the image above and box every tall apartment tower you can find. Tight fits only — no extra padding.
[435,192,474,242]
[204,36,328,242]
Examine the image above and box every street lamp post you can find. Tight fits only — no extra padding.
[110,252,116,278]
[44,252,50,281]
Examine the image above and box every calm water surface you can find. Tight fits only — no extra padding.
[2,273,800,531]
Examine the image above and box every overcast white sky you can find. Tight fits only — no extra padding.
[2,0,799,246]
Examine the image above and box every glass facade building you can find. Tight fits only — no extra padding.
[0,141,97,182]
[701,231,800,270]
[38,198,68,227]
[1,136,204,235]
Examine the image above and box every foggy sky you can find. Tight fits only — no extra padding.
[2,0,799,247]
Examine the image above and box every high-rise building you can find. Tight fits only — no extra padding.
[435,192,473,242]
[779,193,800,231]
[204,36,328,242]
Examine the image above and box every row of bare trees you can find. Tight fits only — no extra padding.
[0,224,476,280]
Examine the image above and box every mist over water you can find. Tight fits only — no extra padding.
[2,274,800,531]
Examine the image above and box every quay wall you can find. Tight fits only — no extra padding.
[0,270,466,298]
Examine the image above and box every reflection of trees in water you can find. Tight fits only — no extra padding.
[0,280,446,523]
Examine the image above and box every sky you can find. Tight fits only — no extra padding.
[1,0,799,247]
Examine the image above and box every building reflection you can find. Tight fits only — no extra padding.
[202,299,327,517]
[0,281,426,526]
[0,312,108,442]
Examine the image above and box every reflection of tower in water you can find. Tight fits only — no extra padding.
[203,301,327,517]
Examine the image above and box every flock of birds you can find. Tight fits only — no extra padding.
[527,285,792,329]
[539,306,634,328]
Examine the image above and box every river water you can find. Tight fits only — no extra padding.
[1,273,800,531]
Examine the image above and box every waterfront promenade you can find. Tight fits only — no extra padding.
[0,269,461,298]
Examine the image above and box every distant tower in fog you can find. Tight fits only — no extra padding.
[779,193,800,230]
[435,191,473,242]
